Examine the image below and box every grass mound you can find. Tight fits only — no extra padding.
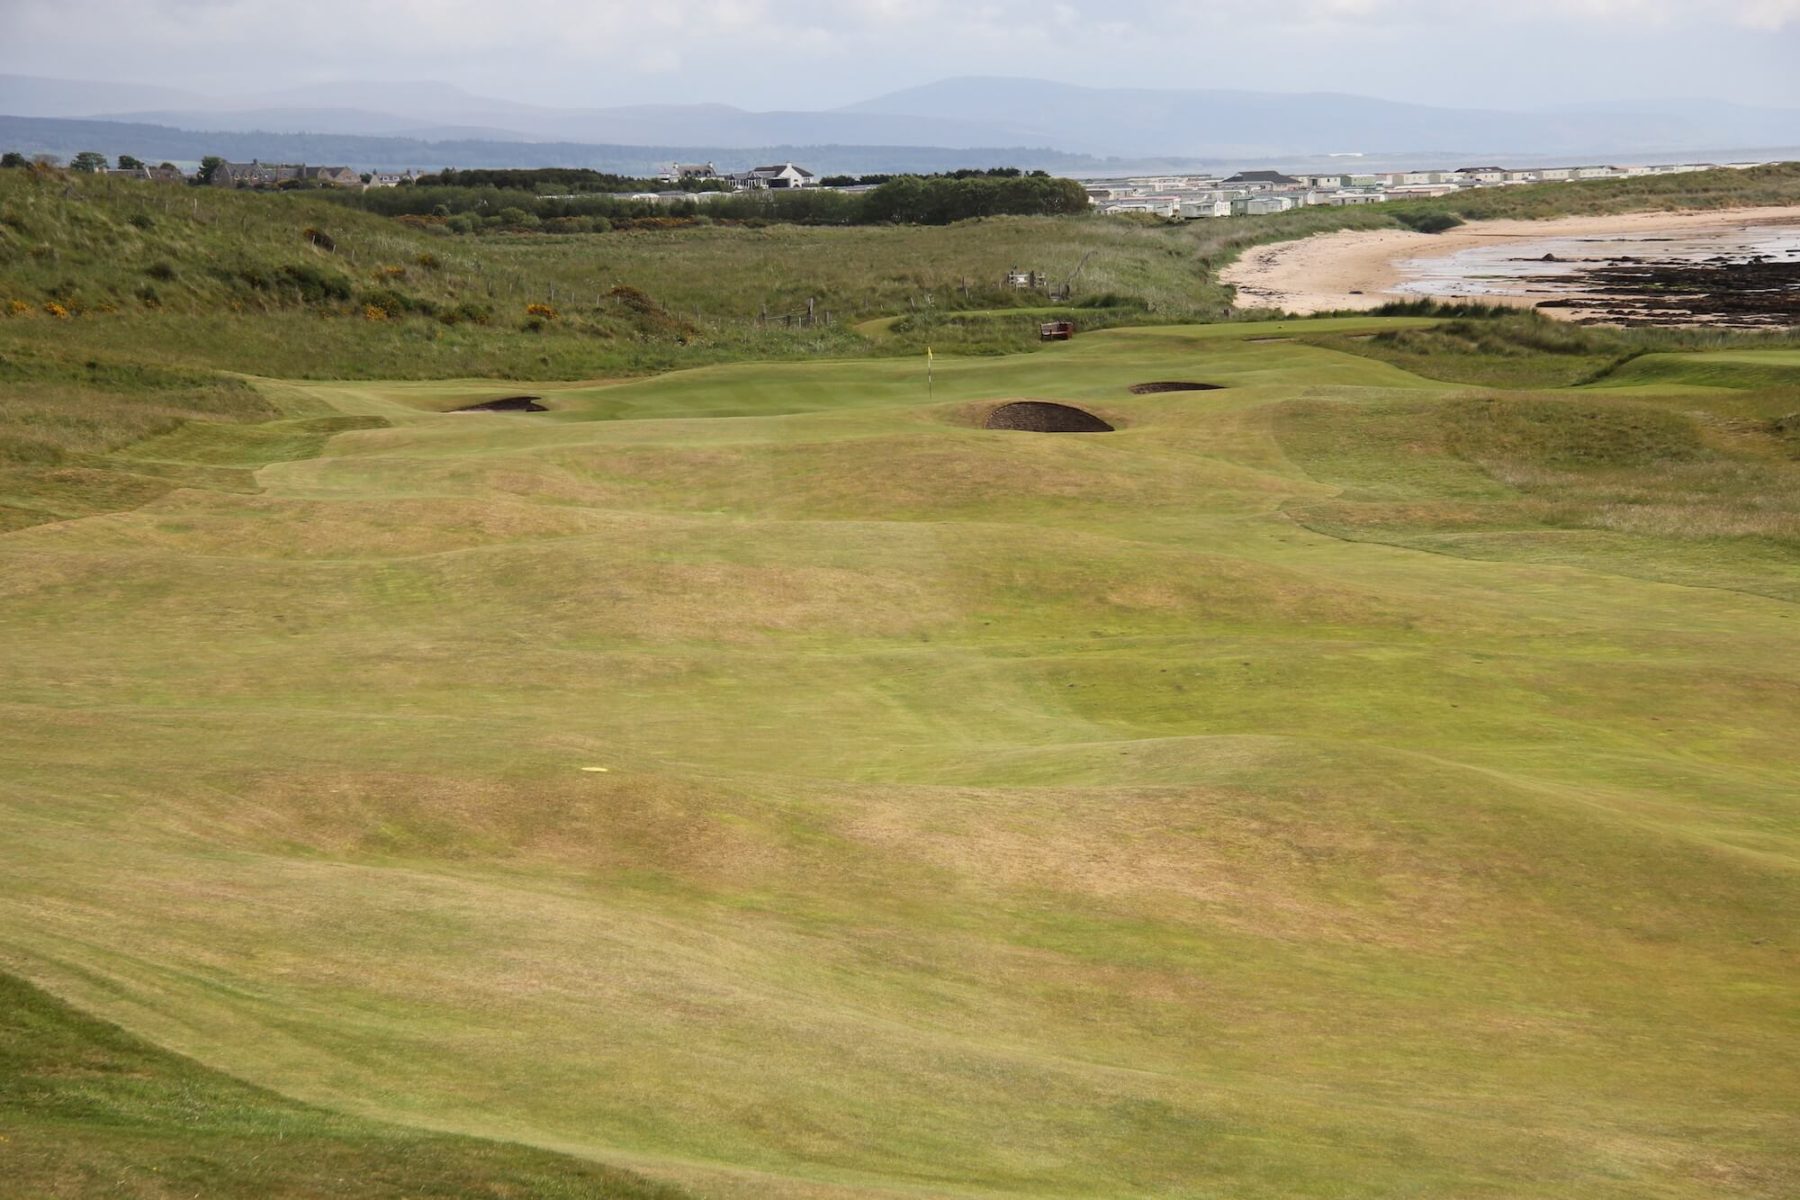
[0,347,306,530]
[0,970,689,1200]
[1274,360,1800,600]
[1304,313,1628,388]
[1442,394,1705,470]
[983,399,1114,431]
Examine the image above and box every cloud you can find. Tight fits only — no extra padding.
[1734,0,1800,27]
[2,0,1794,108]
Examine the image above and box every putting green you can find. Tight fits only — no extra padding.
[2,320,1795,1199]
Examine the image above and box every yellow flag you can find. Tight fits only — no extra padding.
[927,346,934,362]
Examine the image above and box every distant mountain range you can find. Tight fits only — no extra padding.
[0,115,1112,177]
[4,74,1798,163]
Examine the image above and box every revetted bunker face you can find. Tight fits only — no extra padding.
[1129,381,1223,394]
[983,401,1114,433]
[452,395,547,412]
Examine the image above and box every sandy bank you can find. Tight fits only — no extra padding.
[1220,205,1800,316]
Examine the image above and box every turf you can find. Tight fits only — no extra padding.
[1,319,1796,1199]
[0,970,692,1199]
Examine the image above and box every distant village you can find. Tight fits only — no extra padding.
[1083,159,1780,218]
[50,156,823,196]
[30,151,1787,221]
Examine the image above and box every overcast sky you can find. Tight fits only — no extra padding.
[5,0,1800,110]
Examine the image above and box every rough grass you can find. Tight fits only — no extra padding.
[0,170,1224,378]
[0,347,304,530]
[10,165,1798,382]
[1,321,1796,1199]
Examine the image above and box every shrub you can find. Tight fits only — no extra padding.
[1394,210,1465,234]
[525,302,558,319]
[361,304,389,321]
[43,301,70,319]
[302,227,337,251]
[605,286,655,315]
[436,301,492,326]
[127,212,154,230]
[145,261,177,281]
[360,287,432,319]
[277,262,353,303]
[6,299,29,316]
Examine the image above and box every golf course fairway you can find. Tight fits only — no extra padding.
[3,319,1796,1199]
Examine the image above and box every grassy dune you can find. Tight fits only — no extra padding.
[2,319,1796,1197]
[8,164,1798,382]
[0,168,1223,379]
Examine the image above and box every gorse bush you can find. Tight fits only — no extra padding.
[361,287,430,319]
[235,262,353,304]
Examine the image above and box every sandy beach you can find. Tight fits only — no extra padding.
[1221,205,1800,316]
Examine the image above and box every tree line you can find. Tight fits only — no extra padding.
[329,171,1090,229]
[418,167,731,193]
[2,151,180,172]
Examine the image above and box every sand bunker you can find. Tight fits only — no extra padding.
[1129,381,1222,395]
[984,401,1113,432]
[452,395,547,412]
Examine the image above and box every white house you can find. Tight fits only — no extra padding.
[1232,195,1295,215]
[1102,196,1181,217]
[660,162,719,183]
[1181,198,1233,218]
[733,163,816,190]
[1387,183,1460,198]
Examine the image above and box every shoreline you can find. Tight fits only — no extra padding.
[1220,205,1800,317]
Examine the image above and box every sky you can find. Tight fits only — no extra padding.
[4,0,1800,110]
